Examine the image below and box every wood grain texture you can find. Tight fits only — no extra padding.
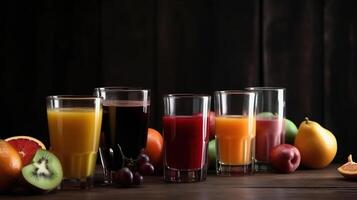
[0,0,357,162]
[157,0,260,93]
[1,165,357,200]
[263,0,324,125]
[324,0,357,162]
[156,0,260,128]
[100,0,158,127]
[0,1,102,146]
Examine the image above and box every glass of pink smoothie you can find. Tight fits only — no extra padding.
[246,87,285,172]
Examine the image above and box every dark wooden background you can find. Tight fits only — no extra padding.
[1,0,356,162]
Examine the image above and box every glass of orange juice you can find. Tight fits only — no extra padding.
[214,91,256,176]
[47,96,102,189]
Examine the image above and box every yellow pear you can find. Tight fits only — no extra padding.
[294,117,337,169]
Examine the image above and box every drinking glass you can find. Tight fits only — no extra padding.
[214,91,256,176]
[47,96,102,189]
[163,94,211,183]
[94,87,150,184]
[246,87,285,172]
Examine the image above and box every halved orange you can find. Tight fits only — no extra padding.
[5,136,46,165]
[337,154,357,180]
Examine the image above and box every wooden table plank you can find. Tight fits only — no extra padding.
[1,165,357,200]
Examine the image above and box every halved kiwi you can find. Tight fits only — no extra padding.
[21,149,63,192]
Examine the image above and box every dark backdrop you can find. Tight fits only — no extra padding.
[1,0,356,162]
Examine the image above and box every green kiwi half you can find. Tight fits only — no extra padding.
[21,149,63,192]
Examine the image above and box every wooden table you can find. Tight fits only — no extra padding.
[2,165,357,200]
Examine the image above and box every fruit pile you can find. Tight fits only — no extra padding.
[0,136,63,193]
[270,117,338,173]
[0,128,164,193]
[0,116,351,194]
[207,112,339,174]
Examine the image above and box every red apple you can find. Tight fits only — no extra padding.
[270,144,301,173]
[208,111,215,140]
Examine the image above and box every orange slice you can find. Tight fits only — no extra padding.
[5,136,46,165]
[337,154,357,180]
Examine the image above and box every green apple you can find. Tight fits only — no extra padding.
[285,118,298,144]
[257,112,298,144]
[208,139,216,169]
[257,112,274,118]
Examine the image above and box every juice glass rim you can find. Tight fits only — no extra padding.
[46,95,101,100]
[215,90,255,96]
[245,87,285,91]
[94,87,150,93]
[164,93,211,99]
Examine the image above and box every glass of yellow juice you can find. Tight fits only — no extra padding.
[47,96,102,189]
[214,91,256,176]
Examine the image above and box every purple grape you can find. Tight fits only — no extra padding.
[115,167,133,186]
[125,158,137,172]
[137,153,150,166]
[138,162,155,176]
[133,172,144,185]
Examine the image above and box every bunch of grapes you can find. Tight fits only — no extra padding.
[114,153,155,187]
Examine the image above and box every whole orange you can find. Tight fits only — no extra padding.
[0,140,22,191]
[144,128,163,168]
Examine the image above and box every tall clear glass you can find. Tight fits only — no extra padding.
[163,94,211,183]
[246,87,285,172]
[47,96,102,189]
[94,87,150,184]
[214,91,256,176]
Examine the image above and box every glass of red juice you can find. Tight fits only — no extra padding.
[163,94,211,183]
[246,87,285,172]
[94,87,150,184]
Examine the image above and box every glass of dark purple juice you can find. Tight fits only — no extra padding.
[163,94,211,183]
[94,87,150,184]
